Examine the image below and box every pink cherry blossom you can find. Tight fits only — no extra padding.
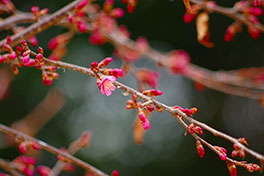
[97,76,116,96]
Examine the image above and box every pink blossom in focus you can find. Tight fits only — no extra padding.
[97,76,116,96]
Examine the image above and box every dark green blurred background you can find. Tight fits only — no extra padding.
[1,0,264,175]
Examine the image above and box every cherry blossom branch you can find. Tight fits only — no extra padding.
[50,131,91,176]
[0,11,34,31]
[175,116,258,168]
[104,30,264,99]
[0,52,264,173]
[1,1,264,100]
[33,55,264,164]
[189,0,264,33]
[0,123,108,176]
[0,0,84,52]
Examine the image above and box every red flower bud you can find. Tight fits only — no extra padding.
[196,140,205,158]
[16,46,23,56]
[111,170,119,176]
[227,161,237,176]
[91,61,99,73]
[183,12,196,24]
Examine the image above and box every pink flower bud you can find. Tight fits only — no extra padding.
[188,123,195,134]
[31,6,40,15]
[19,142,27,154]
[75,0,88,10]
[25,60,37,67]
[23,167,34,176]
[219,153,227,161]
[37,166,51,176]
[98,57,113,68]
[77,20,87,33]
[9,52,16,60]
[48,37,59,50]
[247,7,263,16]
[196,140,205,158]
[22,55,30,64]
[22,50,30,57]
[107,69,124,78]
[138,109,146,122]
[36,54,43,62]
[194,126,203,135]
[68,14,74,23]
[14,156,36,165]
[142,120,150,130]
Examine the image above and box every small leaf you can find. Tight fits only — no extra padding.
[133,110,151,145]
[196,12,214,48]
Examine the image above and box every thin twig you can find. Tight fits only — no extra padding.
[0,123,108,176]
[38,56,264,163]
[0,158,22,176]
[0,0,84,52]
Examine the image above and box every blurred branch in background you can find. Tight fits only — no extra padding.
[0,66,13,101]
